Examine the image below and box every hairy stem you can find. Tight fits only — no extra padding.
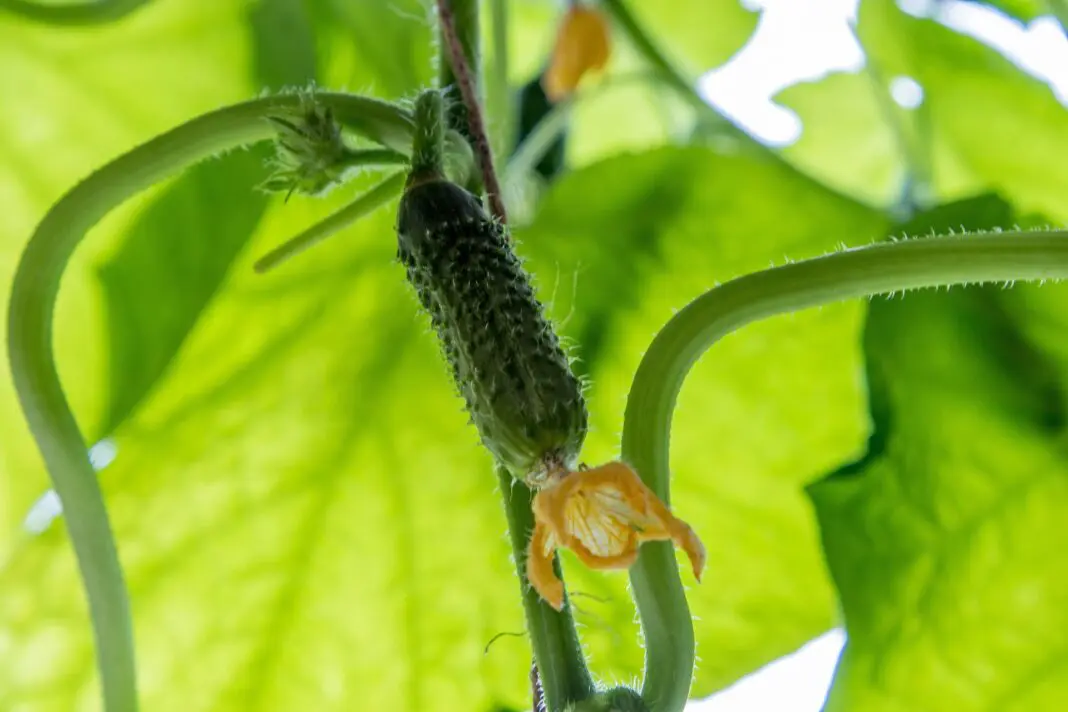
[498,467,596,711]
[6,92,410,712]
[409,89,447,179]
[437,0,479,144]
[622,230,1068,712]
[436,0,508,222]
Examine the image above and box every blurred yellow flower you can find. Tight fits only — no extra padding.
[542,4,611,101]
[526,460,705,610]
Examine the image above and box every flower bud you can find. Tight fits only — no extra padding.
[543,5,611,101]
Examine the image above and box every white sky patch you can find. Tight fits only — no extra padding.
[889,75,924,109]
[689,629,847,712]
[700,0,863,145]
[686,1,1067,709]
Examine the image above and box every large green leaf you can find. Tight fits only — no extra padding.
[808,195,1068,710]
[97,0,319,438]
[775,72,905,208]
[0,0,260,546]
[0,189,533,711]
[627,0,758,76]
[0,0,427,545]
[861,0,1068,221]
[307,0,432,94]
[778,0,1068,218]
[810,287,1068,711]
[518,147,887,694]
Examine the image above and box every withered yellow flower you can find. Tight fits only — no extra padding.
[526,460,706,610]
[542,4,611,102]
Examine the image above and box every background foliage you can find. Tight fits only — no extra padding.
[1,1,1066,710]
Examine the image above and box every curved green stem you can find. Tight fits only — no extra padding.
[498,466,596,711]
[622,231,1068,712]
[254,171,406,273]
[6,92,411,712]
[0,0,150,24]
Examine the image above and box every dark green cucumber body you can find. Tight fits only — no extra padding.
[397,178,587,478]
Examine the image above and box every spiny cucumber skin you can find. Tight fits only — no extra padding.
[397,179,587,478]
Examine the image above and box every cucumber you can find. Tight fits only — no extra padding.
[397,176,587,480]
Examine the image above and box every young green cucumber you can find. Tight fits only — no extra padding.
[396,176,587,481]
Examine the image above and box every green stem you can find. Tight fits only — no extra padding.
[409,89,447,179]
[6,92,411,712]
[622,230,1068,712]
[488,0,512,160]
[254,171,406,273]
[437,0,507,221]
[0,0,150,24]
[438,0,481,145]
[498,466,596,711]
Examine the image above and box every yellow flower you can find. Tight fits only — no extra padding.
[526,460,706,610]
[542,4,611,102]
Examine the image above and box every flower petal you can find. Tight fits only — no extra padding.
[526,520,565,610]
[643,481,707,581]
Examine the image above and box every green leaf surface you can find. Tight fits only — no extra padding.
[0,0,259,546]
[861,0,1068,221]
[624,0,758,76]
[249,0,319,88]
[777,2,1068,217]
[517,146,887,695]
[96,0,320,438]
[0,0,427,542]
[809,195,1068,710]
[0,192,531,712]
[94,153,271,437]
[775,72,903,208]
[810,286,1068,711]
[307,0,433,95]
